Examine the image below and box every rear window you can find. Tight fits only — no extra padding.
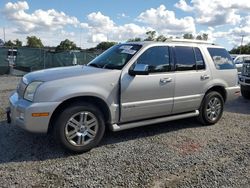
[207,48,235,70]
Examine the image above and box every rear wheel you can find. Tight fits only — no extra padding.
[198,91,224,125]
[54,102,105,153]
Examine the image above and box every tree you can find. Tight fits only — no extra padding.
[95,41,117,50]
[202,33,208,41]
[196,35,203,40]
[26,36,43,48]
[56,39,78,52]
[230,43,250,54]
[156,35,168,42]
[14,39,22,47]
[127,37,142,42]
[4,40,14,47]
[196,33,208,41]
[183,33,195,39]
[144,31,156,41]
[0,39,4,46]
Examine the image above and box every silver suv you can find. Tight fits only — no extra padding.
[7,40,240,152]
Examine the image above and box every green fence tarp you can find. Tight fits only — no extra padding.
[0,48,9,74]
[0,47,101,75]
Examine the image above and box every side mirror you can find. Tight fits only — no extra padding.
[129,64,149,76]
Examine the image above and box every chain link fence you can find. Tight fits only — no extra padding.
[0,47,102,75]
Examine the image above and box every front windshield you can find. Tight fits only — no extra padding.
[88,44,142,70]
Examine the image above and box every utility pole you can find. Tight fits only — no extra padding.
[239,35,244,54]
[3,27,6,43]
[80,29,82,49]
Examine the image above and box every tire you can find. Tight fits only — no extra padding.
[54,102,105,153]
[198,91,224,125]
[241,85,250,99]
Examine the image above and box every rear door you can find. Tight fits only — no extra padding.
[172,46,211,114]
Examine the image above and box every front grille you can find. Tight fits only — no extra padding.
[242,63,250,76]
[17,80,27,98]
[245,79,250,84]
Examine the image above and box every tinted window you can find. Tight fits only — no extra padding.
[207,48,235,70]
[235,57,244,64]
[243,56,250,64]
[88,44,141,70]
[175,46,196,71]
[194,47,205,70]
[136,46,170,73]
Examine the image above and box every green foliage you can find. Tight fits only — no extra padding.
[4,39,23,47]
[230,43,250,54]
[196,35,203,40]
[196,33,208,40]
[202,33,208,41]
[183,33,195,39]
[56,39,79,52]
[14,39,22,47]
[26,36,44,48]
[183,33,208,41]
[95,42,117,50]
[4,40,15,47]
[156,35,167,42]
[144,31,157,41]
[127,37,142,42]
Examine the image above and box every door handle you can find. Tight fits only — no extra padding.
[201,75,210,80]
[160,78,172,83]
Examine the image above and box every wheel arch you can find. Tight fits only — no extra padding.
[47,96,111,134]
[205,85,227,102]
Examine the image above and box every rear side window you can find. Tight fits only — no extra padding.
[207,48,235,70]
[175,46,196,71]
[174,46,205,71]
[194,48,205,70]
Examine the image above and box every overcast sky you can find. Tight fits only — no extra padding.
[0,0,250,50]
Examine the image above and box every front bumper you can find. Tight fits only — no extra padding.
[239,75,250,86]
[8,92,60,133]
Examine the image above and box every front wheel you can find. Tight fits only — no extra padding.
[54,102,105,153]
[198,91,224,125]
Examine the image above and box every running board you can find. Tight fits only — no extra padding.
[111,110,199,132]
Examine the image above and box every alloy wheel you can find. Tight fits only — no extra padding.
[65,111,98,147]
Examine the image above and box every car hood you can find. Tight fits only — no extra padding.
[23,65,115,84]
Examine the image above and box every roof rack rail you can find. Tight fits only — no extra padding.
[166,38,216,45]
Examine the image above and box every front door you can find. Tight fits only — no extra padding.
[120,45,175,123]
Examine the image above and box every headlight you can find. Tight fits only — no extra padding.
[24,81,43,101]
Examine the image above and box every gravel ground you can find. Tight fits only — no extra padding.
[0,75,249,188]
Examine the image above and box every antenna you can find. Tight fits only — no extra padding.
[3,27,6,43]
[239,35,245,54]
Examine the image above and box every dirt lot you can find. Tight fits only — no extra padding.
[0,75,249,187]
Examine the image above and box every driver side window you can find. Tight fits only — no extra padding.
[136,46,170,73]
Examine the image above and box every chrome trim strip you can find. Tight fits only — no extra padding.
[111,110,199,132]
[122,97,173,108]
[174,94,203,101]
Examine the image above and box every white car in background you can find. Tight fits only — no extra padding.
[231,54,250,74]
